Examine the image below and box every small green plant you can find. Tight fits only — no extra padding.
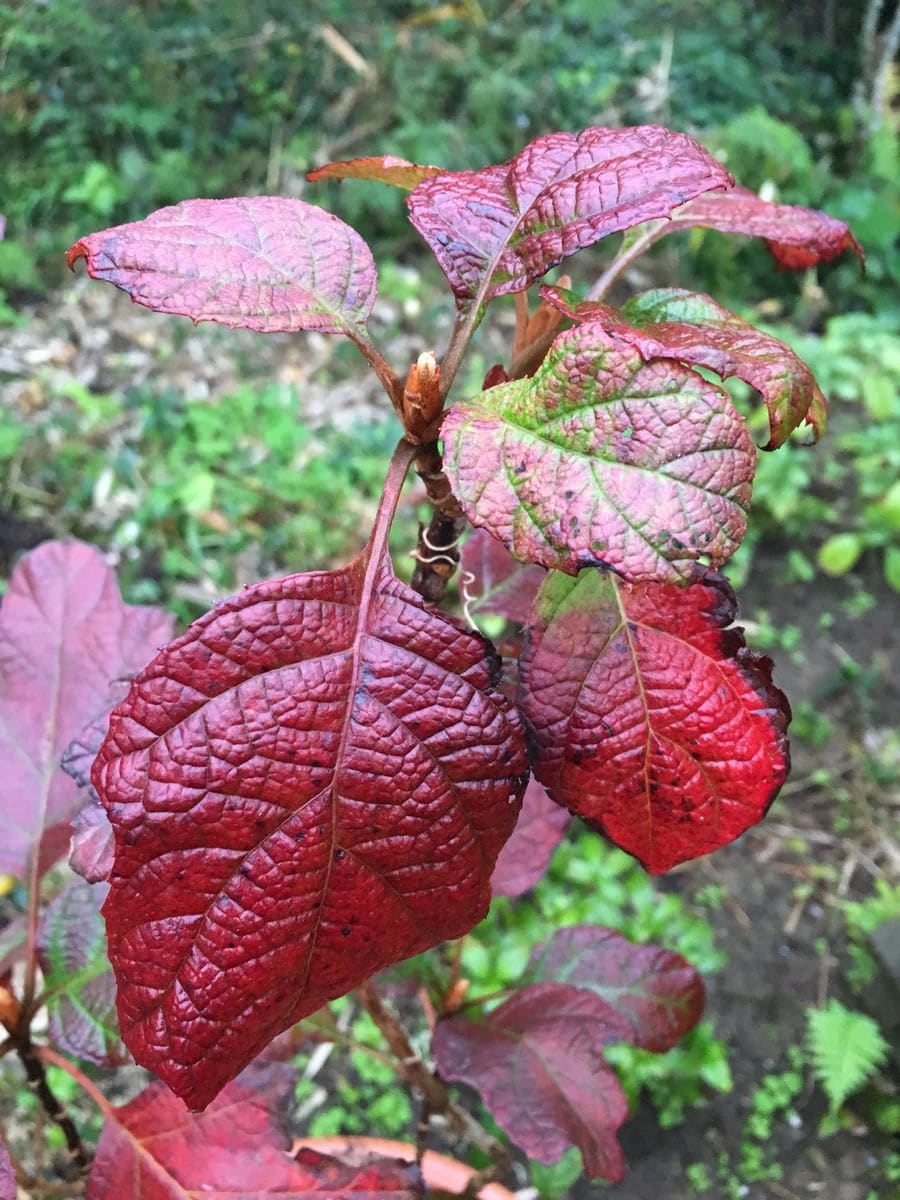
[807,999,889,1116]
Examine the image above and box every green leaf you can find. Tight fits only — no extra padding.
[884,546,900,593]
[807,1000,888,1114]
[817,532,863,576]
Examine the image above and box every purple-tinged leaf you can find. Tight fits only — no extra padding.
[519,568,791,873]
[460,529,546,625]
[37,878,127,1067]
[67,197,377,335]
[442,323,755,584]
[0,1136,13,1200]
[433,982,629,1180]
[407,125,732,306]
[69,803,115,884]
[0,540,174,880]
[526,925,703,1050]
[308,156,442,190]
[491,779,569,898]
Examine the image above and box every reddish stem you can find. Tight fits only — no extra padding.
[37,1045,116,1121]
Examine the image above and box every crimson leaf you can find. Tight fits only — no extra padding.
[519,567,790,873]
[0,540,173,880]
[62,688,128,883]
[460,529,545,625]
[93,537,526,1109]
[669,185,864,270]
[308,156,442,190]
[433,982,629,1180]
[87,1081,422,1199]
[491,779,569,898]
[543,284,827,449]
[407,125,732,306]
[67,197,377,336]
[525,925,703,1051]
[0,1136,14,1200]
[442,323,755,584]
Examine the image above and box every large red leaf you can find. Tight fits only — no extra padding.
[407,125,731,305]
[67,197,377,335]
[433,982,629,1181]
[0,1136,14,1200]
[669,185,864,270]
[87,1081,423,1199]
[308,156,442,190]
[519,568,790,873]
[525,925,703,1051]
[0,540,174,879]
[543,284,827,449]
[460,529,545,625]
[490,778,569,898]
[442,323,755,584]
[93,542,527,1109]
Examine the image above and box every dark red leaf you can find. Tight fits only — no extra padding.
[526,925,703,1050]
[0,1136,14,1200]
[93,544,526,1110]
[37,879,127,1067]
[67,197,377,335]
[433,982,629,1181]
[519,568,790,873]
[543,284,827,449]
[407,125,732,305]
[308,156,442,191]
[669,185,864,270]
[460,529,545,625]
[0,540,174,880]
[442,323,755,584]
[491,779,569,898]
[87,1080,423,1198]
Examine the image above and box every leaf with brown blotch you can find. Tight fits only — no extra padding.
[432,982,630,1180]
[442,323,756,584]
[460,528,546,625]
[67,197,377,336]
[86,1081,423,1199]
[0,540,174,881]
[308,155,443,190]
[407,125,732,306]
[93,542,527,1110]
[491,778,569,898]
[519,568,791,873]
[543,284,827,449]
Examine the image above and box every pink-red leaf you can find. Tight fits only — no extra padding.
[544,284,827,449]
[460,529,545,624]
[525,925,703,1050]
[87,1081,423,1199]
[669,185,864,270]
[0,540,174,880]
[407,125,732,305]
[519,568,790,873]
[433,982,629,1180]
[67,197,377,335]
[491,779,569,898]
[93,546,526,1110]
[68,803,115,883]
[308,156,442,191]
[442,323,755,584]
[0,1136,14,1200]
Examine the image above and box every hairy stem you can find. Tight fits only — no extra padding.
[409,442,468,605]
[585,222,671,302]
[14,1041,91,1174]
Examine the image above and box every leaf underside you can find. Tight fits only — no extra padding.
[93,548,526,1109]
[460,528,546,625]
[308,155,443,190]
[519,568,791,873]
[490,777,569,898]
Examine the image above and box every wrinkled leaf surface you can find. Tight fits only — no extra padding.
[491,778,569,898]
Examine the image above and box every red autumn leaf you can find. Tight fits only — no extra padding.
[669,185,864,270]
[308,155,442,190]
[433,982,629,1181]
[519,567,791,873]
[491,779,569,898]
[37,878,127,1067]
[67,197,377,335]
[460,529,545,625]
[0,540,174,880]
[87,1081,423,1199]
[0,1136,14,1200]
[543,284,827,449]
[442,323,755,584]
[93,544,526,1110]
[525,925,703,1051]
[407,125,732,305]
[68,802,115,883]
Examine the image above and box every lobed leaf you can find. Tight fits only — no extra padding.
[525,925,703,1051]
[491,778,569,898]
[544,284,827,448]
[37,878,127,1067]
[407,125,732,305]
[0,540,174,880]
[519,568,791,873]
[433,982,630,1181]
[67,197,377,335]
[308,155,442,190]
[460,528,546,625]
[93,546,526,1110]
[442,323,755,584]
